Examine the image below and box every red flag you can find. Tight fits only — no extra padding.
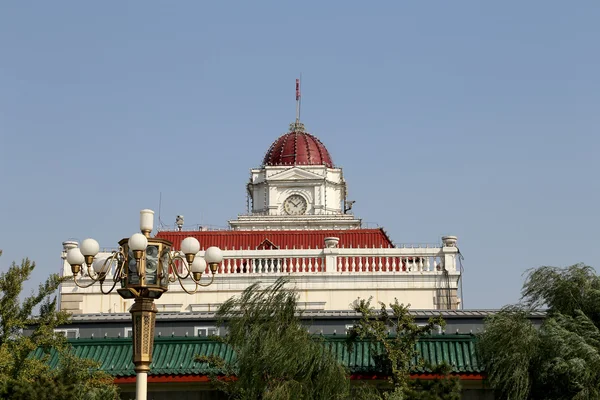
[296,79,300,101]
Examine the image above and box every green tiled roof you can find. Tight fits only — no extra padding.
[326,335,481,375]
[32,335,481,377]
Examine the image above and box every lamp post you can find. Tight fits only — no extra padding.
[65,209,222,400]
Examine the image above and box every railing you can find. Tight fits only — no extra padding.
[63,244,459,278]
[156,225,232,232]
[393,243,441,249]
[216,249,325,274]
[202,246,458,275]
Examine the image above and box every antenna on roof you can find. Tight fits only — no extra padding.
[158,192,166,229]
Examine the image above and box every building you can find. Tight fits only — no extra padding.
[50,310,543,400]
[54,112,489,398]
[59,119,462,315]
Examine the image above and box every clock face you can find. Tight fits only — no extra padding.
[284,194,307,215]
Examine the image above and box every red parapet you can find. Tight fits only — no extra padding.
[157,228,394,252]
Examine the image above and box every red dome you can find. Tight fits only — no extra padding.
[262,122,334,168]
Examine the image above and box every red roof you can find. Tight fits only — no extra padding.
[156,229,393,250]
[263,130,333,168]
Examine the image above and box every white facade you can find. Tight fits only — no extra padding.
[60,237,461,314]
[229,165,361,230]
[249,165,345,215]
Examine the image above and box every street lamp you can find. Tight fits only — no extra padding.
[65,209,223,400]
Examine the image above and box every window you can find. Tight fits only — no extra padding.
[189,303,222,312]
[54,328,79,339]
[195,326,219,337]
[124,327,133,338]
[416,323,442,334]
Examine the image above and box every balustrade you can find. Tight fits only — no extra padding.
[206,249,325,274]
[193,246,455,275]
[64,243,458,278]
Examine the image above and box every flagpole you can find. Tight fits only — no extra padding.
[298,74,302,121]
[295,78,301,122]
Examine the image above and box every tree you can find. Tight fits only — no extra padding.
[0,250,119,399]
[347,298,461,400]
[196,278,351,400]
[478,263,600,400]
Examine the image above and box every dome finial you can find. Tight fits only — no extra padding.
[289,121,305,132]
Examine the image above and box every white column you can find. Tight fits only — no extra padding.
[136,372,147,400]
[323,237,340,272]
[324,249,337,273]
[441,236,458,271]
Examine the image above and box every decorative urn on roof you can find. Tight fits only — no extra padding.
[324,237,340,248]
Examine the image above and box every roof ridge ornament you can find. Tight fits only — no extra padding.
[289,121,306,133]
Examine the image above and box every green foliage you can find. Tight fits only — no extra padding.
[477,307,540,400]
[478,263,600,400]
[5,350,119,400]
[196,278,351,400]
[348,298,461,400]
[522,264,600,319]
[0,251,119,399]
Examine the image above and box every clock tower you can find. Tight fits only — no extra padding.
[229,121,362,231]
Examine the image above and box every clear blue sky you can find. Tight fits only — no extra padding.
[1,1,599,309]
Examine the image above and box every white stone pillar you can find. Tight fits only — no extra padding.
[324,249,338,273]
[323,237,340,272]
[441,236,458,271]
